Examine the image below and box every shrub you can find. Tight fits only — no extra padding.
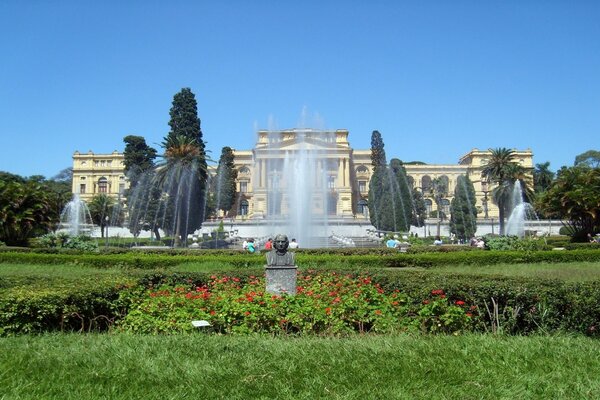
[32,233,99,252]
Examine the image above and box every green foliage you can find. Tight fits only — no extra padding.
[213,146,238,215]
[370,130,386,170]
[0,180,54,246]
[367,133,413,231]
[574,149,600,168]
[538,165,600,241]
[157,88,209,244]
[87,194,122,238]
[33,233,99,252]
[0,278,130,335]
[484,236,550,251]
[534,161,554,193]
[481,148,533,235]
[123,135,157,179]
[118,272,472,335]
[449,175,477,240]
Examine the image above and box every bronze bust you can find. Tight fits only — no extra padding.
[266,234,296,266]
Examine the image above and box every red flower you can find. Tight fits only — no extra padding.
[431,289,444,296]
[375,310,382,315]
[455,300,465,306]
[466,313,472,317]
[210,310,216,315]
[244,311,251,316]
[423,300,430,304]
[325,307,332,315]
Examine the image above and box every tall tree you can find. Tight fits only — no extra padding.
[533,161,554,193]
[143,88,210,246]
[389,158,414,232]
[574,150,600,168]
[0,180,54,245]
[368,130,394,231]
[411,190,427,229]
[538,165,600,241]
[123,135,161,239]
[429,176,448,237]
[87,194,116,238]
[214,146,238,215]
[449,175,478,241]
[481,148,517,235]
[123,135,157,182]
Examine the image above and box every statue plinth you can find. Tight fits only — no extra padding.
[265,233,297,295]
[265,264,297,295]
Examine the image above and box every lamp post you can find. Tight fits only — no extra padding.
[105,216,109,247]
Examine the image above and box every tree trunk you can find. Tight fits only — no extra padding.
[153,226,161,241]
[499,206,505,236]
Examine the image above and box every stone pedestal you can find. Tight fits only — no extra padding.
[265,265,297,295]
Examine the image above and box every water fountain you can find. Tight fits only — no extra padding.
[263,129,336,248]
[505,180,537,237]
[58,194,94,236]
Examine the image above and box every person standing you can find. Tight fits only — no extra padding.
[265,238,273,250]
[288,238,299,249]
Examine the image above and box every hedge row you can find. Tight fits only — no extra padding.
[2,249,600,270]
[0,278,134,335]
[2,269,598,336]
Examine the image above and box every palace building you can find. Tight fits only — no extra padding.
[227,129,533,222]
[71,150,128,202]
[72,129,533,225]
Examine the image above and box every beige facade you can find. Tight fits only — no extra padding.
[72,130,533,223]
[229,129,533,222]
[71,151,128,202]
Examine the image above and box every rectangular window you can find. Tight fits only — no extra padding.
[80,184,86,194]
[119,183,125,194]
[327,176,336,189]
[240,181,248,193]
[358,180,367,193]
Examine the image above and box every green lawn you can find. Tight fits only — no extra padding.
[428,261,600,281]
[1,334,599,399]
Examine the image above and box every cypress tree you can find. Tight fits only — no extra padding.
[214,146,238,215]
[389,158,414,232]
[157,88,208,245]
[449,175,478,241]
[368,130,394,231]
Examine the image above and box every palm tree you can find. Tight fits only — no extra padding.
[87,194,115,238]
[534,161,554,193]
[155,135,208,246]
[481,148,516,235]
[429,176,448,237]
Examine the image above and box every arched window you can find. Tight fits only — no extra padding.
[239,166,250,175]
[407,176,415,189]
[424,199,433,216]
[421,176,432,192]
[357,199,369,217]
[356,165,368,174]
[239,200,249,216]
[441,199,451,216]
[439,176,449,192]
[98,177,108,193]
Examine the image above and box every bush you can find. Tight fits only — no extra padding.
[0,278,133,335]
[32,233,99,252]
[484,236,552,251]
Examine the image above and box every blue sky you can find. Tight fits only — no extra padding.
[1,1,599,178]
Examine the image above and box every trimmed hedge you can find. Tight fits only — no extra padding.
[1,267,599,336]
[2,249,600,270]
[0,278,133,335]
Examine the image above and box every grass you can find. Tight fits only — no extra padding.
[1,333,599,399]
[429,261,600,282]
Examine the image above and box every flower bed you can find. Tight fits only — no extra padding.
[118,270,474,335]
